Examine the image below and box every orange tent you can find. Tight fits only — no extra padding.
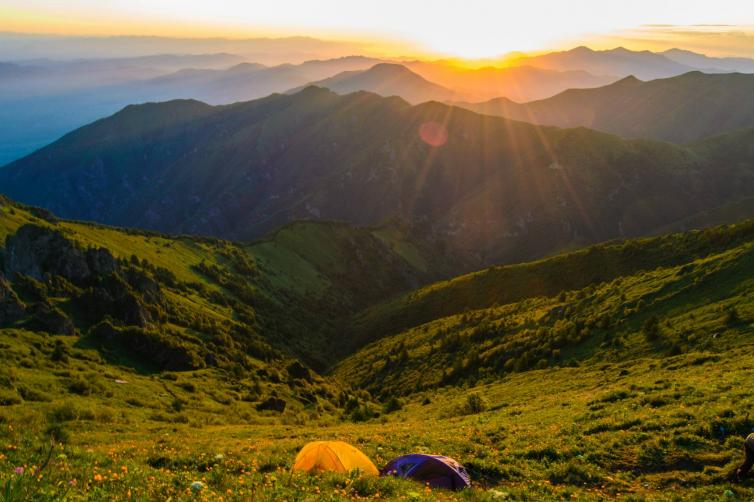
[292,441,379,475]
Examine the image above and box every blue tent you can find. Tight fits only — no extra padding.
[381,454,470,490]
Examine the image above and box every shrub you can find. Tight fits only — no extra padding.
[45,423,71,443]
[47,401,80,424]
[17,385,52,402]
[67,376,95,396]
[524,445,561,462]
[643,316,662,341]
[0,390,21,406]
[725,307,740,326]
[171,397,187,412]
[178,381,196,392]
[50,340,70,363]
[459,392,488,415]
[596,390,634,403]
[383,396,403,414]
[548,460,603,486]
[0,367,18,388]
[636,442,667,471]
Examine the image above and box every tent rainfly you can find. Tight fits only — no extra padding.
[381,454,470,490]
[292,441,379,475]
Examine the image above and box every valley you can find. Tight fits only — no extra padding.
[0,193,753,500]
[2,11,754,500]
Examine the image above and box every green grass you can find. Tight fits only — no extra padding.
[1,331,753,500]
[2,197,754,499]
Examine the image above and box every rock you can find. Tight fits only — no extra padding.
[86,247,118,276]
[123,268,162,304]
[77,274,151,327]
[113,291,151,327]
[256,396,286,413]
[4,224,117,283]
[0,274,25,326]
[89,321,205,371]
[25,302,75,336]
[286,361,312,381]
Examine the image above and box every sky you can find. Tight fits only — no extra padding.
[2,0,754,58]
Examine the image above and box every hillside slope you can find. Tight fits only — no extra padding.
[336,219,754,396]
[457,72,754,143]
[4,88,754,268]
[0,195,450,374]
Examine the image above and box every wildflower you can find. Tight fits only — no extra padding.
[14,467,24,475]
[69,479,77,486]
[94,474,104,482]
[190,481,206,492]
[121,465,128,473]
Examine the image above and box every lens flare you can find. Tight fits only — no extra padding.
[419,121,448,147]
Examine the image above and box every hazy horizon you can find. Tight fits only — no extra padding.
[2,0,754,61]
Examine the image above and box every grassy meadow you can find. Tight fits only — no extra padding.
[1,332,753,501]
[1,197,753,500]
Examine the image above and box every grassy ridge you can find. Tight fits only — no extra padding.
[349,221,754,351]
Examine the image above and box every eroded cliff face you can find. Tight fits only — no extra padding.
[0,224,163,334]
[3,224,117,282]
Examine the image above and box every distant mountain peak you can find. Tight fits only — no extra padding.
[365,63,417,74]
[570,46,595,54]
[613,75,643,85]
[227,62,266,72]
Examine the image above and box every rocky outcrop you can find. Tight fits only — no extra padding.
[0,274,25,326]
[4,224,116,282]
[89,321,205,371]
[25,302,75,336]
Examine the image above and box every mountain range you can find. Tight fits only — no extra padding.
[509,46,698,80]
[457,71,754,144]
[403,61,616,101]
[290,63,463,103]
[3,45,754,166]
[3,87,754,268]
